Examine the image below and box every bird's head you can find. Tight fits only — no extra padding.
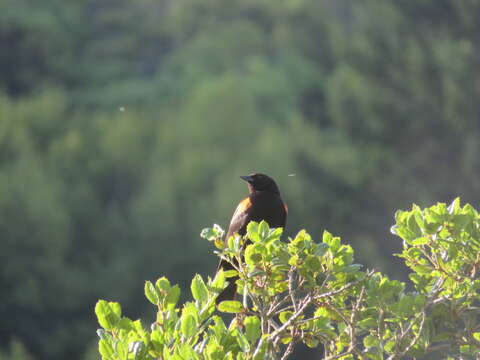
[240,173,280,194]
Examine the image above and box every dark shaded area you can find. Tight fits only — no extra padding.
[1,0,480,359]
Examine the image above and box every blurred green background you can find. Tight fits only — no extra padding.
[1,0,479,359]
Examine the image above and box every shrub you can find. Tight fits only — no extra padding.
[95,199,480,359]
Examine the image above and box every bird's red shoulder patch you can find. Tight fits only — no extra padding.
[235,197,252,215]
[284,203,288,213]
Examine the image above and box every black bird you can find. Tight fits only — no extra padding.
[216,173,287,304]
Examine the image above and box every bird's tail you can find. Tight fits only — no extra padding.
[215,278,237,304]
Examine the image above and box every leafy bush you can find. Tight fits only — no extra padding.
[95,199,480,359]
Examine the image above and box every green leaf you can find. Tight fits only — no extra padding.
[178,343,197,359]
[98,339,114,360]
[425,204,447,223]
[407,213,422,237]
[460,344,473,354]
[413,206,425,228]
[166,285,181,309]
[211,316,228,339]
[181,313,197,338]
[233,235,242,251]
[245,245,262,266]
[95,301,110,328]
[314,243,328,257]
[448,198,461,215]
[132,319,144,332]
[201,227,217,241]
[151,328,164,352]
[227,235,235,250]
[223,270,238,278]
[248,269,266,277]
[201,224,224,241]
[117,317,134,331]
[217,300,243,313]
[411,237,429,245]
[156,277,171,293]
[322,230,333,245]
[304,336,319,348]
[412,264,432,275]
[236,331,250,352]
[247,221,261,243]
[396,295,414,316]
[305,255,321,272]
[115,340,128,360]
[130,341,145,358]
[95,300,120,330]
[293,230,312,250]
[265,227,283,242]
[211,270,226,292]
[394,210,408,223]
[214,238,225,249]
[288,254,299,266]
[279,311,294,324]
[384,339,395,353]
[206,342,225,360]
[213,224,225,237]
[323,231,340,252]
[258,220,270,240]
[453,214,472,229]
[358,317,377,329]
[363,335,379,348]
[145,281,160,305]
[96,329,109,340]
[252,338,268,360]
[244,316,261,344]
[191,274,209,303]
[110,302,121,318]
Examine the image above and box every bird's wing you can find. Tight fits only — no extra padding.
[216,196,253,273]
[226,196,253,238]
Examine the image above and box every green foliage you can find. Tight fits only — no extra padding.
[0,340,32,360]
[96,199,480,359]
[3,1,480,360]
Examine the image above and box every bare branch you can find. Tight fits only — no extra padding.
[279,340,295,360]
[325,350,354,360]
[315,270,375,301]
[347,285,365,356]
[288,268,298,312]
[269,295,313,340]
[387,311,426,360]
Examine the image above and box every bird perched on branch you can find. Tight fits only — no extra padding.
[216,173,287,304]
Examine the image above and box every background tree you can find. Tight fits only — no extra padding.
[1,1,480,359]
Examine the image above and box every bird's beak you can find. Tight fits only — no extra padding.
[240,175,254,183]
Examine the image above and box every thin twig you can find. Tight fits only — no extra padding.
[268,296,292,316]
[348,285,365,357]
[325,350,354,360]
[388,311,426,360]
[252,338,264,359]
[288,268,298,312]
[269,295,313,340]
[268,318,280,331]
[315,270,374,301]
[272,305,295,316]
[279,340,295,360]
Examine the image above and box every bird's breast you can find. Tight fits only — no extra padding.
[249,193,287,228]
